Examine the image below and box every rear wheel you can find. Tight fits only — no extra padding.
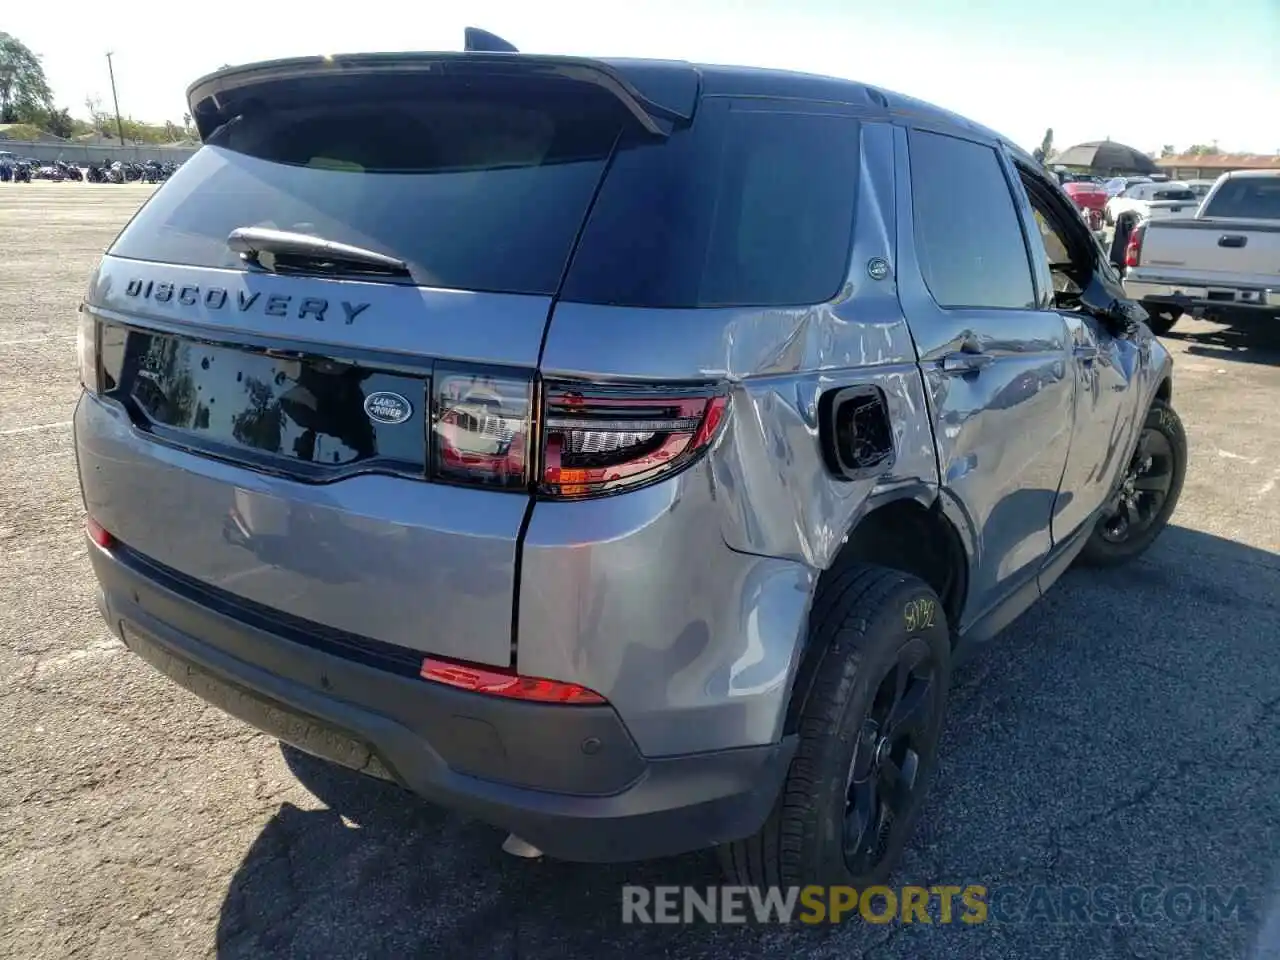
[1079,400,1186,567]
[719,565,950,886]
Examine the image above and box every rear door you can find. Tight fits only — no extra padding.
[80,59,660,666]
[895,126,1075,629]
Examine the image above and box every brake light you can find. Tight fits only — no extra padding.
[539,384,728,499]
[1125,225,1143,268]
[428,372,728,498]
[420,657,606,705]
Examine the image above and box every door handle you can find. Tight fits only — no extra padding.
[940,351,994,375]
[1218,234,1248,248]
[1073,343,1099,363]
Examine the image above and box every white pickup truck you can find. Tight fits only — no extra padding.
[1121,170,1280,334]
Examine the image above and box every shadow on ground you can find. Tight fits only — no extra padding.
[214,524,1280,960]
[1163,309,1280,367]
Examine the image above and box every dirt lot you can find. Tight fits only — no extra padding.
[2,184,1279,960]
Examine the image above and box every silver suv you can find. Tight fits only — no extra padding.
[74,34,1186,886]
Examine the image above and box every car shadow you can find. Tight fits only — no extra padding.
[214,523,1280,959]
[1163,309,1280,366]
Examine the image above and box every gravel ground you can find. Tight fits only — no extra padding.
[2,183,1279,960]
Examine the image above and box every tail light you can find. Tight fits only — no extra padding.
[540,384,727,499]
[1125,225,1143,268]
[429,373,728,499]
[430,369,532,491]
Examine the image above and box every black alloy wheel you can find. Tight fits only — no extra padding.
[843,636,942,875]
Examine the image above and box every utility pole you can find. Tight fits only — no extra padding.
[105,52,125,146]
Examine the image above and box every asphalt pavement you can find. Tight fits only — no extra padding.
[2,183,1279,960]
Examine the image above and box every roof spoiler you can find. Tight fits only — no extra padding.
[187,39,698,142]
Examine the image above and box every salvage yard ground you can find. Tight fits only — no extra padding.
[2,184,1279,960]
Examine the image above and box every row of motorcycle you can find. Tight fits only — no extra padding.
[0,159,179,184]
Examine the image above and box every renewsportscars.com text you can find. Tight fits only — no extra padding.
[621,884,1251,925]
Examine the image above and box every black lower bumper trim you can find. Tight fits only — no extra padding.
[91,544,795,863]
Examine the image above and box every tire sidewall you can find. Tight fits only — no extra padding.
[1084,401,1187,564]
[806,578,951,885]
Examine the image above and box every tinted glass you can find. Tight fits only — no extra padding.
[1203,177,1280,220]
[908,130,1036,310]
[563,104,860,308]
[1154,188,1196,201]
[110,78,626,295]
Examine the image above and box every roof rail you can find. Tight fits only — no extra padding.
[464,28,519,53]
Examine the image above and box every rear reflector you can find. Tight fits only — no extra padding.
[85,516,113,548]
[420,658,607,705]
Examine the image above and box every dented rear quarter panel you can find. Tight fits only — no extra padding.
[521,120,941,755]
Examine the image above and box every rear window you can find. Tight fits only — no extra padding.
[1202,177,1280,220]
[110,76,627,296]
[562,102,861,308]
[112,86,860,308]
[1153,188,1196,202]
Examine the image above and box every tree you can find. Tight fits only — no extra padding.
[1033,127,1054,165]
[0,33,54,124]
[1160,144,1176,157]
[85,95,112,138]
[44,107,75,139]
[1187,143,1221,157]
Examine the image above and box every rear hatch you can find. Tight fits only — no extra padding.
[80,53,696,667]
[1145,186,1199,219]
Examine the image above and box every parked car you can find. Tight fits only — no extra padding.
[1185,179,1217,200]
[74,35,1184,887]
[1104,175,1153,198]
[1104,181,1199,226]
[1062,179,1108,233]
[1123,170,1280,333]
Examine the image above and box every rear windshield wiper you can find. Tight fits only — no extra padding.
[227,227,411,279]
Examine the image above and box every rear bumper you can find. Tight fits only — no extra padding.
[1125,276,1276,314]
[90,541,794,863]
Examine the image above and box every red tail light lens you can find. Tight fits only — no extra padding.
[1124,226,1143,268]
[85,516,113,548]
[430,369,532,490]
[539,384,728,499]
[420,657,606,705]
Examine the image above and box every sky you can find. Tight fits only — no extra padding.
[6,0,1279,155]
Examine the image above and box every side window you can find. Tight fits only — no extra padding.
[908,129,1036,310]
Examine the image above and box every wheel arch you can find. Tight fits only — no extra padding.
[782,496,970,735]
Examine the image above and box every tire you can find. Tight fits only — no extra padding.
[1143,305,1182,336]
[719,565,951,887]
[1078,400,1186,568]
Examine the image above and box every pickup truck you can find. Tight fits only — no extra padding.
[1123,170,1280,334]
